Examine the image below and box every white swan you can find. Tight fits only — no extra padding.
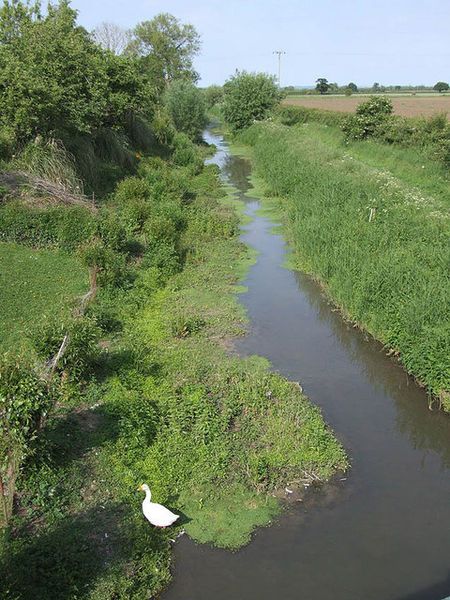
[138,484,179,527]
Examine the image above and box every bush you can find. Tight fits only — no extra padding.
[0,353,59,525]
[204,85,224,108]
[32,316,101,379]
[80,238,127,286]
[222,71,281,131]
[0,126,15,161]
[164,80,207,141]
[342,95,393,140]
[143,240,181,280]
[171,132,203,170]
[0,203,97,249]
[276,105,347,127]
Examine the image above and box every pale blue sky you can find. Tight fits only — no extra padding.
[71,0,450,87]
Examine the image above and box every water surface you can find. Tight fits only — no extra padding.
[162,129,450,600]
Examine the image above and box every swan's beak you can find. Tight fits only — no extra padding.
[137,484,143,491]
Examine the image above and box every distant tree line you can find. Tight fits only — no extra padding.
[281,79,450,96]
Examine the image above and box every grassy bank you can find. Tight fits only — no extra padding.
[0,151,347,598]
[0,242,88,351]
[236,120,450,409]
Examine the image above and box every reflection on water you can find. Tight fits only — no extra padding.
[162,128,450,600]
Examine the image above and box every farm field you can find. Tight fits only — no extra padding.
[284,93,450,118]
[0,242,88,351]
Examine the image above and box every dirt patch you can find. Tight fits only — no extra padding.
[283,94,450,119]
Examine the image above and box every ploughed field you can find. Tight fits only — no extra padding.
[284,94,450,118]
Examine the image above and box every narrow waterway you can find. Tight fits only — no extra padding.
[162,129,450,600]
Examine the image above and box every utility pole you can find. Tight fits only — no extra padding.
[273,50,286,89]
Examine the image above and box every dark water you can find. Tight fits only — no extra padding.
[162,129,450,600]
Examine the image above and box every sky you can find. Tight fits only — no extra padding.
[71,0,450,87]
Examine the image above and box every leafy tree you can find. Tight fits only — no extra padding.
[0,1,109,140]
[0,1,153,145]
[372,82,381,92]
[315,78,330,94]
[164,80,206,141]
[222,71,280,131]
[204,85,224,108]
[433,81,449,93]
[102,51,155,129]
[347,82,358,92]
[92,21,130,55]
[127,13,201,94]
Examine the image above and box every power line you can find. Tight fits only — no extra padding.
[273,50,286,88]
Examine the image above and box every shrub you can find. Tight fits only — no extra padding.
[143,240,181,280]
[32,316,101,379]
[204,85,224,108]
[222,71,281,131]
[0,126,15,161]
[171,132,203,170]
[342,95,393,140]
[0,353,59,525]
[164,80,207,141]
[80,238,127,286]
[151,108,176,146]
[276,105,346,127]
[0,203,97,249]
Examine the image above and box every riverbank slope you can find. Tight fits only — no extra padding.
[236,120,450,409]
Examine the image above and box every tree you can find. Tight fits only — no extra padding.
[92,22,130,55]
[347,82,358,93]
[372,82,381,93]
[0,1,109,140]
[222,71,281,131]
[0,1,153,143]
[127,13,201,94]
[204,84,223,108]
[315,78,330,94]
[164,80,206,141]
[433,81,449,93]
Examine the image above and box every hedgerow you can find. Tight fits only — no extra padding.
[276,99,450,167]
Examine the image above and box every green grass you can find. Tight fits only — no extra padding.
[302,123,449,205]
[237,121,450,409]
[1,157,347,599]
[0,242,88,351]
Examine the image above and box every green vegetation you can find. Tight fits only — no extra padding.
[236,120,450,409]
[342,95,394,139]
[128,13,201,93]
[204,84,224,108]
[316,77,330,94]
[434,81,449,93]
[0,242,88,351]
[223,71,281,131]
[164,80,207,140]
[277,101,450,168]
[0,154,347,598]
[0,1,156,194]
[0,3,348,595]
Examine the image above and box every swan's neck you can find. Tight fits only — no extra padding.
[144,488,152,502]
